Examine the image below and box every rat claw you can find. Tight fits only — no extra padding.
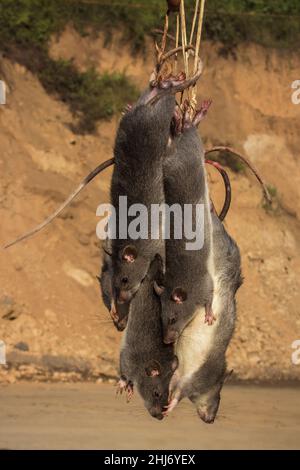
[110,302,119,323]
[124,104,133,113]
[116,377,127,396]
[125,382,134,403]
[163,397,179,416]
[193,99,212,127]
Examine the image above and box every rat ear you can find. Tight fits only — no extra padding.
[121,245,138,263]
[171,287,187,304]
[153,280,165,296]
[223,369,234,384]
[145,360,161,377]
[171,355,179,371]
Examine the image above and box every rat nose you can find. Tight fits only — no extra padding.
[118,289,131,303]
[150,407,164,420]
[197,409,215,424]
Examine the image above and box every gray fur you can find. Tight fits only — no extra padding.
[158,125,214,343]
[168,212,242,423]
[120,256,177,420]
[110,89,175,314]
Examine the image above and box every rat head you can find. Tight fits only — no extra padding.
[112,245,150,305]
[154,281,197,344]
[190,369,233,424]
[138,357,178,421]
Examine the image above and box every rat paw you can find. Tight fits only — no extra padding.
[116,377,128,396]
[158,72,186,90]
[125,381,134,403]
[116,377,134,402]
[122,103,133,116]
[204,307,216,326]
[193,99,212,127]
[163,397,179,416]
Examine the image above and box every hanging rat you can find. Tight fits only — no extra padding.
[118,255,178,420]
[99,158,232,331]
[109,72,202,321]
[164,210,243,422]
[155,102,215,344]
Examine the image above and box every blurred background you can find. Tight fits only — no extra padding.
[0,0,299,387]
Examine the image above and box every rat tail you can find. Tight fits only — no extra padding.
[205,159,232,221]
[205,146,271,204]
[3,158,114,249]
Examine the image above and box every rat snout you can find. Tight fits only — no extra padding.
[197,409,215,424]
[117,289,132,303]
[113,317,127,332]
[149,406,164,421]
[163,329,179,345]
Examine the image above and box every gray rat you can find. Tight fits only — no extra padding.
[118,255,177,420]
[110,83,177,320]
[99,159,232,332]
[164,211,243,423]
[155,111,215,344]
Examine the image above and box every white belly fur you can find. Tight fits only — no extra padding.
[175,272,223,381]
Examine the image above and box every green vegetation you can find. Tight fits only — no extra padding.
[1,1,299,52]
[39,58,138,133]
[0,0,299,132]
[204,0,300,49]
[262,184,279,213]
[0,0,140,133]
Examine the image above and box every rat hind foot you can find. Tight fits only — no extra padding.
[193,99,212,127]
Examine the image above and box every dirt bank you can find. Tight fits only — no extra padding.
[0,28,300,383]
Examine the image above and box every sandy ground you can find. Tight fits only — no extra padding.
[0,383,299,450]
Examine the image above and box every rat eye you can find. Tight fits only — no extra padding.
[153,390,161,399]
[169,315,177,325]
[121,277,128,285]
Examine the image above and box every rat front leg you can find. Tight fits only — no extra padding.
[168,368,181,400]
[116,376,134,402]
[163,369,183,416]
[163,387,182,416]
[204,302,216,326]
[125,381,134,403]
[117,350,134,402]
